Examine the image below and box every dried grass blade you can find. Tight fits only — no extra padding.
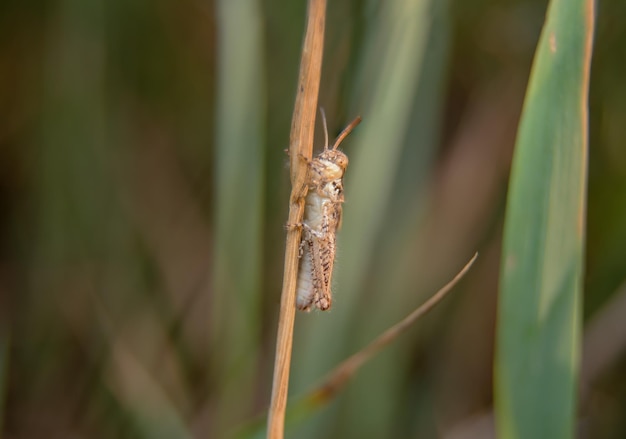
[296,253,478,410]
[267,0,327,438]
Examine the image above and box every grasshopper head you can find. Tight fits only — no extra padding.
[318,149,349,172]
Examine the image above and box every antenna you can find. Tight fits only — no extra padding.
[331,116,362,150]
[319,107,329,151]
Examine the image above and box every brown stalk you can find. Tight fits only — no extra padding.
[267,0,327,437]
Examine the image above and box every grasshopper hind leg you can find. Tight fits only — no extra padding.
[315,292,331,311]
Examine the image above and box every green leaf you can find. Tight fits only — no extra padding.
[495,0,595,438]
[212,0,266,433]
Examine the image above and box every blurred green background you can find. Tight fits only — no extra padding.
[0,0,623,437]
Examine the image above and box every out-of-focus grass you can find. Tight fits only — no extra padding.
[213,0,265,434]
[494,0,594,437]
[0,0,624,437]
[0,336,7,434]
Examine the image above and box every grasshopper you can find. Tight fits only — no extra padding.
[293,110,361,311]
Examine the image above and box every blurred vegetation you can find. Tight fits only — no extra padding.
[0,0,623,438]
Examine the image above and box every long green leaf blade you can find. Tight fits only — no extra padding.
[495,0,595,438]
[213,0,266,433]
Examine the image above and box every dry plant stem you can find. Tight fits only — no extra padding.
[310,253,479,400]
[267,0,327,438]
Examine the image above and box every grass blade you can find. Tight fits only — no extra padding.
[494,0,595,437]
[267,0,327,437]
[213,0,266,432]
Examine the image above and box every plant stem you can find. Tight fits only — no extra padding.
[267,0,327,437]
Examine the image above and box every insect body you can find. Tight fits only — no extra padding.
[295,112,361,311]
